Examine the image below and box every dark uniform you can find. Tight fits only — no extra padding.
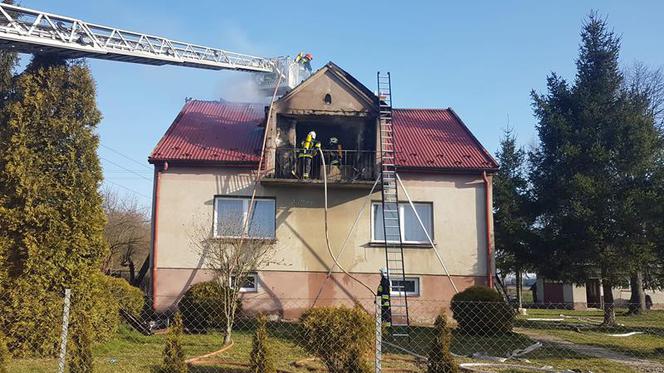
[377,273,392,327]
[328,137,342,166]
[296,132,320,179]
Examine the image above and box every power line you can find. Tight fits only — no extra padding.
[103,180,151,200]
[100,144,151,170]
[101,157,152,182]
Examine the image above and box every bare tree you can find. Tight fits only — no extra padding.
[624,61,664,128]
[189,211,278,344]
[101,188,150,283]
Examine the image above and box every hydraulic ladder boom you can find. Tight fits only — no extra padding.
[0,3,275,73]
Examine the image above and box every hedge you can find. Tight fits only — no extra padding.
[450,286,514,335]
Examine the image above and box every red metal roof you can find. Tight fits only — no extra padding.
[150,100,498,171]
[392,109,498,170]
[149,100,265,164]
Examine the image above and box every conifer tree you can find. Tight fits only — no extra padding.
[68,313,94,373]
[249,314,275,373]
[530,14,662,325]
[493,128,532,308]
[162,312,187,373]
[427,313,459,373]
[0,54,107,354]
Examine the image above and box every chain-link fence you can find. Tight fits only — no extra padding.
[1,289,663,372]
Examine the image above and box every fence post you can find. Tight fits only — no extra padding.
[375,295,382,373]
[57,288,72,373]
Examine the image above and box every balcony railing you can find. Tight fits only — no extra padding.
[273,148,376,182]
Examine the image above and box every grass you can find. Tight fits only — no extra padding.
[7,311,663,372]
[517,308,664,363]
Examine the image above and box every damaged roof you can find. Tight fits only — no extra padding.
[149,99,498,171]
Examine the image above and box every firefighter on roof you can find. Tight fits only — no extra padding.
[294,131,320,179]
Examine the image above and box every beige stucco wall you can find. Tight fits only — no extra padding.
[154,167,489,278]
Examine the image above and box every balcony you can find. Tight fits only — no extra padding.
[263,148,377,188]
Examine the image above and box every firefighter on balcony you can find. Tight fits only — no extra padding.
[294,131,320,179]
[377,268,392,327]
[327,137,343,181]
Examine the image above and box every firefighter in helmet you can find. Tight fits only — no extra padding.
[328,137,342,167]
[295,52,313,73]
[377,268,392,327]
[294,131,320,179]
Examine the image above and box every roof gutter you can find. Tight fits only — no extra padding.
[482,171,494,288]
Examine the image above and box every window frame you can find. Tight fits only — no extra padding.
[370,201,434,244]
[213,196,276,239]
[231,272,259,293]
[389,277,420,297]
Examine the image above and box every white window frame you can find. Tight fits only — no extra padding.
[370,202,433,244]
[390,277,420,297]
[231,272,259,293]
[213,196,276,239]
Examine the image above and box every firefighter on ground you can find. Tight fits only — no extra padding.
[377,268,392,327]
[294,131,320,179]
[328,137,342,167]
[295,52,313,73]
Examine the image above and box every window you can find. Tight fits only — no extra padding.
[214,197,276,239]
[390,277,420,297]
[231,273,258,293]
[371,202,433,244]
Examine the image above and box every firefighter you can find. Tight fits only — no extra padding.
[295,52,313,73]
[295,131,320,179]
[328,137,342,167]
[377,268,392,327]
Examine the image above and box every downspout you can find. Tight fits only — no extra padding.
[151,161,168,311]
[482,171,493,288]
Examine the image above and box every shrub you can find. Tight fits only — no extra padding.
[0,332,9,373]
[179,281,240,332]
[300,306,373,373]
[427,313,459,373]
[101,276,145,316]
[68,313,94,373]
[249,314,275,373]
[161,312,187,373]
[450,286,514,335]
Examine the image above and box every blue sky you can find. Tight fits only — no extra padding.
[19,0,664,206]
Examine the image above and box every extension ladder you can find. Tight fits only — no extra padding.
[377,72,410,337]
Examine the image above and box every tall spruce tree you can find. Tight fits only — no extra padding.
[493,128,532,308]
[530,14,660,325]
[0,55,108,355]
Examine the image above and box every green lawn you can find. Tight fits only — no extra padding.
[8,312,662,373]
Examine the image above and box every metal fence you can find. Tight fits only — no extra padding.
[1,290,663,372]
[273,148,377,182]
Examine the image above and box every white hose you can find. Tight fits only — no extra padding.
[317,147,376,296]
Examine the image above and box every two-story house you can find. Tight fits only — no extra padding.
[148,63,499,321]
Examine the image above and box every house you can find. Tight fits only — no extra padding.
[534,278,664,310]
[148,63,499,321]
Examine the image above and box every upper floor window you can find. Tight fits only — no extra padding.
[214,197,276,239]
[371,202,433,244]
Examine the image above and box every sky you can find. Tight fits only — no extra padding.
[17,0,664,207]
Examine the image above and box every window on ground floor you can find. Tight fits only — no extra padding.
[230,272,258,293]
[390,277,420,297]
[214,196,276,239]
[371,202,433,244]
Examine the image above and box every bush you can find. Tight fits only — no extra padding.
[179,281,240,332]
[161,312,187,373]
[0,332,9,373]
[300,306,373,373]
[450,286,514,335]
[68,313,94,373]
[427,313,459,373]
[101,276,145,316]
[249,314,275,373]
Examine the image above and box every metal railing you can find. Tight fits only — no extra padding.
[273,148,377,182]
